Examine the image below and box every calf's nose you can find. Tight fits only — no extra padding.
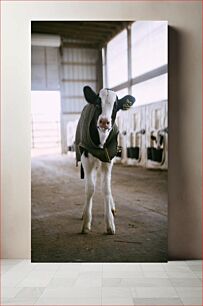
[99,117,110,129]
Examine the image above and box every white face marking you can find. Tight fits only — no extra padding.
[97,89,117,131]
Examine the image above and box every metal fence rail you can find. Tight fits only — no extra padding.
[31,117,61,149]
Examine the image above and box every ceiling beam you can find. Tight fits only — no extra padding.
[50,23,115,33]
[62,42,99,49]
[31,22,117,34]
[32,26,107,39]
[31,21,134,47]
[32,20,126,28]
[32,30,105,44]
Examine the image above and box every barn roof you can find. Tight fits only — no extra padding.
[31,21,133,49]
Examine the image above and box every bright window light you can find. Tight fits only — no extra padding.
[107,30,128,88]
[115,88,128,99]
[131,21,168,78]
[132,73,168,106]
[31,91,61,120]
[31,91,61,152]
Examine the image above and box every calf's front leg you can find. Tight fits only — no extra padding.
[82,175,94,233]
[101,162,115,235]
[81,154,97,234]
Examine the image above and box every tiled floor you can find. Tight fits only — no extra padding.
[1,260,202,305]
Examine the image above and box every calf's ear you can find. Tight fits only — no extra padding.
[117,95,135,111]
[83,86,98,104]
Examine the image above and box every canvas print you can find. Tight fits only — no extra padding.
[31,21,168,262]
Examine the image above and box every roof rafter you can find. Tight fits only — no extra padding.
[31,21,133,49]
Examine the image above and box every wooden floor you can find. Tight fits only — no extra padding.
[31,154,167,262]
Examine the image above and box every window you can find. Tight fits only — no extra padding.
[115,88,128,99]
[105,21,168,107]
[132,73,168,106]
[107,30,128,88]
[131,21,168,78]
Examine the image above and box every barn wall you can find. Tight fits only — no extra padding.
[31,46,60,90]
[60,47,99,153]
[1,1,201,259]
[31,45,100,153]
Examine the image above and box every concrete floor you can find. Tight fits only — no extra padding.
[31,154,167,262]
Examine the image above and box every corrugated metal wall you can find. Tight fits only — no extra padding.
[31,46,60,90]
[60,47,99,153]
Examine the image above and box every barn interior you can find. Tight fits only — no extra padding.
[31,21,168,262]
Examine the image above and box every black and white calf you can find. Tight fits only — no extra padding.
[75,86,135,234]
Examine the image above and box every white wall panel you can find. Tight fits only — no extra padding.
[63,66,96,80]
[31,46,60,90]
[31,65,46,89]
[31,46,45,64]
[46,47,59,64]
[63,48,98,63]
[62,81,96,96]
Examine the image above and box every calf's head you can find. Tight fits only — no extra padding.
[98,88,117,130]
[83,86,136,131]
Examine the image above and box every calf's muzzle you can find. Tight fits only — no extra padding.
[98,117,110,130]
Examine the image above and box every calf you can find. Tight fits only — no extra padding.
[75,86,135,234]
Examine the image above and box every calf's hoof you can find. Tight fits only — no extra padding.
[81,228,91,234]
[81,223,91,234]
[107,227,115,235]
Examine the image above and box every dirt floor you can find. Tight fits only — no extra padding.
[31,154,168,263]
